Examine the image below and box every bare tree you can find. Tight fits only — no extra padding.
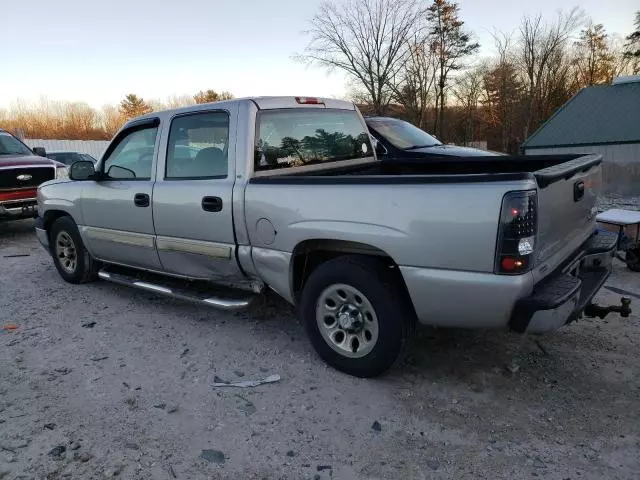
[518,8,583,139]
[482,34,524,153]
[101,105,125,138]
[453,65,484,143]
[427,0,479,139]
[299,0,420,114]
[390,35,438,128]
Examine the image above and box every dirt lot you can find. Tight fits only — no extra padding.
[1,219,639,480]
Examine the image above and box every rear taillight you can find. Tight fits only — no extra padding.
[495,190,537,274]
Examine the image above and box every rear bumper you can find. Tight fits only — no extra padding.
[0,198,38,220]
[400,230,619,331]
[509,231,618,333]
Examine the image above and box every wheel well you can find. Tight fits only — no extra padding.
[42,210,70,233]
[291,239,404,301]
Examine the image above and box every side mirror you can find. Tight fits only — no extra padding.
[33,147,47,157]
[107,165,136,179]
[374,140,387,157]
[69,160,96,181]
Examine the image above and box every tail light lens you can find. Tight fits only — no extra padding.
[495,190,537,274]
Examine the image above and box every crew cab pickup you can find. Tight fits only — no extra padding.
[35,97,630,377]
[0,129,67,220]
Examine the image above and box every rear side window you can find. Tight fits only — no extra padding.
[166,111,229,179]
[254,109,372,173]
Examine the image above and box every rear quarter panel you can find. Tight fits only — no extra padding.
[244,178,537,273]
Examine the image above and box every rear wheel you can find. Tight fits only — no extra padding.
[299,255,415,377]
[50,216,100,283]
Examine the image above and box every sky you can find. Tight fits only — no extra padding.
[1,0,637,109]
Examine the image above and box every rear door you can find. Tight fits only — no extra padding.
[80,119,162,270]
[533,155,602,281]
[152,106,244,284]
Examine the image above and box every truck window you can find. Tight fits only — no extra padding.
[103,127,158,180]
[254,109,372,173]
[165,111,229,179]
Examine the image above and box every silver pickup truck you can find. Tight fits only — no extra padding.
[35,96,631,377]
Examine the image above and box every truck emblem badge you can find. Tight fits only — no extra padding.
[16,174,32,181]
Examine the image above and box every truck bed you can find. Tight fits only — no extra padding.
[252,154,601,189]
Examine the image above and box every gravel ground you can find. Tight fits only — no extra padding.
[1,218,639,480]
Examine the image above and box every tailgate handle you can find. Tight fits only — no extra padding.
[574,181,585,201]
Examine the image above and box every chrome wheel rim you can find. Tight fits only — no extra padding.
[316,284,379,358]
[55,231,77,274]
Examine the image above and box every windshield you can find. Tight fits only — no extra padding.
[367,118,441,150]
[0,131,33,156]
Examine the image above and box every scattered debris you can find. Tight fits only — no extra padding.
[153,403,166,410]
[212,374,280,388]
[167,404,179,414]
[180,348,190,358]
[48,445,66,460]
[200,449,225,464]
[235,394,256,416]
[0,445,16,453]
[426,459,440,470]
[234,370,245,377]
[44,423,56,430]
[90,355,109,362]
[286,450,296,457]
[213,375,226,383]
[105,464,124,477]
[69,441,81,451]
[81,321,96,328]
[451,399,459,405]
[73,452,93,463]
[125,442,140,450]
[371,421,382,432]
[507,362,520,374]
[52,367,71,375]
[168,463,177,478]
[317,465,332,472]
[535,340,549,356]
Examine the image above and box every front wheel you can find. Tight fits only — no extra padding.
[299,255,415,378]
[50,216,100,283]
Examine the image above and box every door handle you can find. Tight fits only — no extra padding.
[134,193,150,207]
[201,196,223,212]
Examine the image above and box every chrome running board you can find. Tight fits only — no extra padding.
[98,269,256,311]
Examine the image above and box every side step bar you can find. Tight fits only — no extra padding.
[98,270,256,311]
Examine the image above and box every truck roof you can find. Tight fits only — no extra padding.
[134,96,355,121]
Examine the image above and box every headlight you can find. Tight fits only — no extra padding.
[55,167,69,180]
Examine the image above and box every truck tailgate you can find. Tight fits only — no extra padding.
[533,154,602,281]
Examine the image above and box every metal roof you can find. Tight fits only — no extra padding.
[522,81,640,149]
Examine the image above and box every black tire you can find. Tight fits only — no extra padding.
[626,246,640,272]
[49,216,100,283]
[299,255,415,378]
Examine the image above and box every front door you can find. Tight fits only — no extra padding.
[152,108,243,285]
[80,119,162,270]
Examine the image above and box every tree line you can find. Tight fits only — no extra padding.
[0,90,233,141]
[300,0,640,152]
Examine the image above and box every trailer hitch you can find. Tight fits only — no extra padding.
[584,297,632,319]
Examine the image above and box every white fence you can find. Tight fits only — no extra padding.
[23,139,110,160]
